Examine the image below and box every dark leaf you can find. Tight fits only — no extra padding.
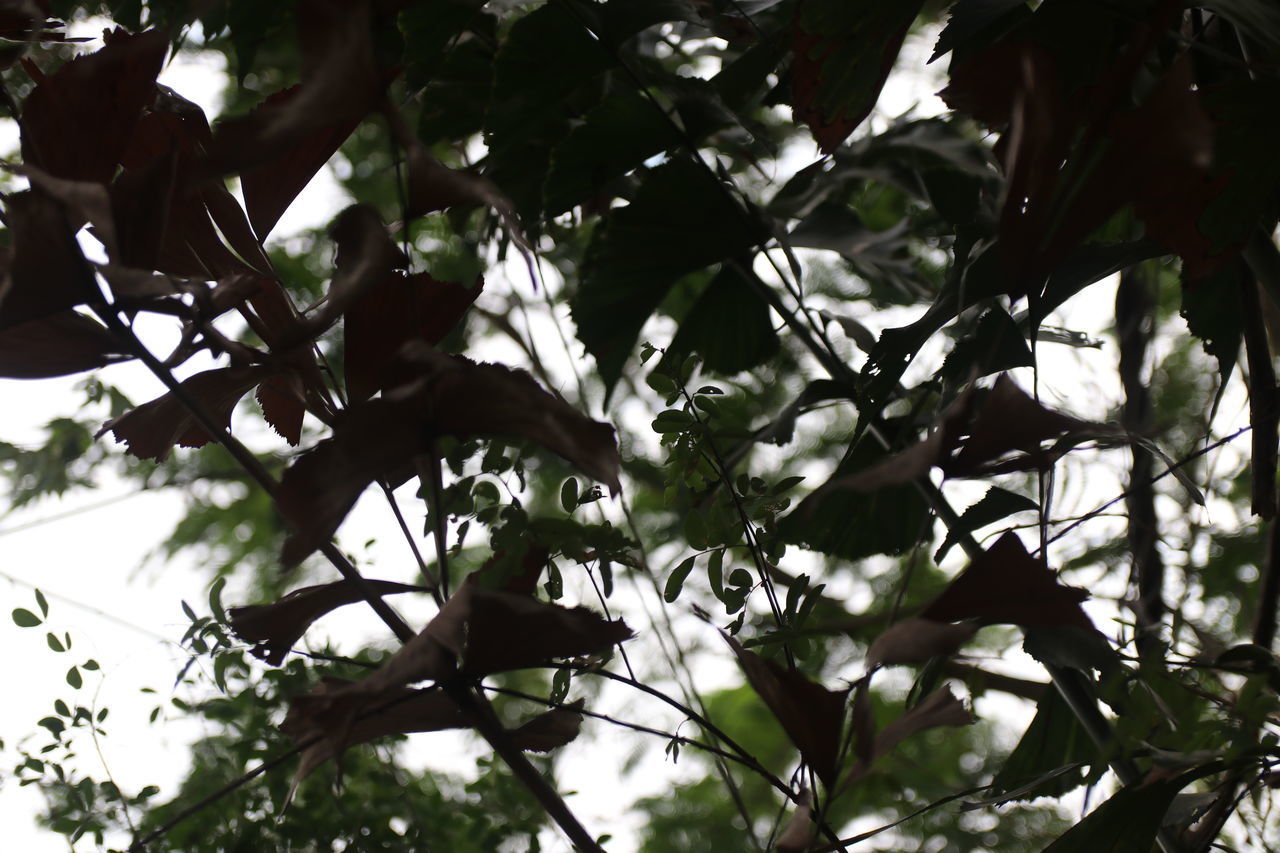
[934,486,1038,563]
[0,311,132,378]
[343,271,482,402]
[843,686,973,789]
[573,157,766,397]
[255,372,306,446]
[920,531,1101,633]
[1041,778,1187,853]
[507,699,586,753]
[0,188,96,328]
[866,618,977,669]
[20,27,168,183]
[230,579,428,666]
[279,349,620,565]
[667,262,779,375]
[981,688,1098,805]
[97,366,264,461]
[726,635,848,787]
[789,0,924,152]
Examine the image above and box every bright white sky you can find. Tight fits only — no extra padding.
[0,17,1255,853]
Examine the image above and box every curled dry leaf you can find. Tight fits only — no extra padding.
[281,678,471,803]
[229,579,428,666]
[279,347,620,566]
[843,685,973,791]
[725,635,848,788]
[919,531,1101,633]
[283,577,628,772]
[0,310,132,378]
[865,618,978,669]
[97,366,264,461]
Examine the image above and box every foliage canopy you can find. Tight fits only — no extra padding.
[4,0,1280,851]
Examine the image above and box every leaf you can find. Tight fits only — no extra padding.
[866,619,977,669]
[204,0,386,179]
[0,188,97,329]
[774,789,814,853]
[12,608,41,627]
[789,0,925,152]
[238,85,364,239]
[342,271,482,402]
[920,531,1101,634]
[843,686,974,789]
[934,486,1039,563]
[1181,258,1244,383]
[664,556,697,603]
[981,688,1097,806]
[66,666,82,689]
[725,635,849,787]
[255,373,306,446]
[780,433,934,560]
[930,0,1030,63]
[560,478,580,513]
[0,312,133,379]
[1041,778,1186,853]
[572,157,765,397]
[278,348,621,566]
[666,262,780,375]
[229,579,428,666]
[97,367,265,462]
[19,27,169,183]
[938,307,1034,385]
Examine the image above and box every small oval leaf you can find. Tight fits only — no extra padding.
[664,556,697,603]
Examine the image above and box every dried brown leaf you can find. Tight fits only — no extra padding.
[97,366,264,461]
[726,635,848,788]
[19,27,168,183]
[230,579,427,666]
[256,371,307,446]
[843,686,973,790]
[866,618,978,669]
[920,531,1100,633]
[279,350,621,566]
[343,271,482,402]
[308,204,408,334]
[775,789,815,853]
[0,187,95,328]
[0,310,132,378]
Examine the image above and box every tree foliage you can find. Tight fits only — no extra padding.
[4,0,1280,851]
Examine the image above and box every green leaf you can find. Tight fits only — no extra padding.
[34,589,48,617]
[12,608,41,628]
[46,632,65,653]
[208,577,227,625]
[684,511,709,550]
[1181,258,1244,382]
[572,158,765,397]
[561,478,580,513]
[664,556,697,603]
[1042,779,1186,852]
[550,668,572,705]
[707,548,725,600]
[780,437,933,560]
[988,689,1098,804]
[934,487,1039,563]
[66,666,82,690]
[81,658,98,671]
[666,262,780,375]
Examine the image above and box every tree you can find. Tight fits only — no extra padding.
[3,0,1280,850]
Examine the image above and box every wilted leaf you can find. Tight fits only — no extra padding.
[279,348,620,565]
[866,618,978,669]
[726,635,848,787]
[790,0,924,152]
[282,678,471,795]
[343,271,482,402]
[843,686,973,790]
[98,366,264,461]
[920,531,1100,633]
[0,311,132,378]
[19,27,168,183]
[229,579,427,666]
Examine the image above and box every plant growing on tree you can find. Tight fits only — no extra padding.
[3,0,1280,851]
